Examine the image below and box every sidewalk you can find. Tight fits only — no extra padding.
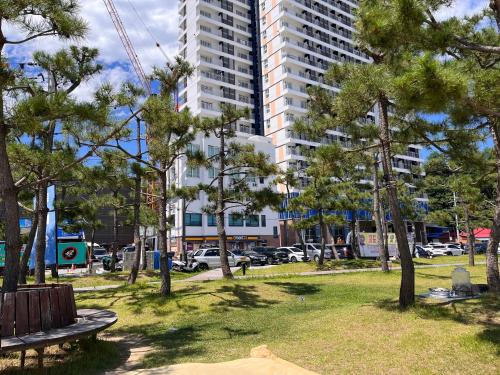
[184,267,241,281]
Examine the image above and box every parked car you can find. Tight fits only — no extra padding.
[293,243,333,262]
[252,247,290,265]
[102,254,123,271]
[465,242,488,254]
[423,243,463,256]
[414,245,431,258]
[232,250,267,266]
[443,244,464,255]
[192,248,249,270]
[277,246,306,262]
[91,247,108,261]
[330,244,354,259]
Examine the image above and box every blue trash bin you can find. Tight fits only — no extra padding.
[153,251,173,270]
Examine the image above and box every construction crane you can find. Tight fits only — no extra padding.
[103,0,160,207]
[102,0,152,95]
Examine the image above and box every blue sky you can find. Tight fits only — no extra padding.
[3,0,490,160]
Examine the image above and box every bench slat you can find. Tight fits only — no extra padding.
[28,291,41,334]
[0,309,117,355]
[58,287,69,326]
[15,291,29,336]
[39,289,52,331]
[1,293,16,337]
[49,288,61,328]
[68,284,77,320]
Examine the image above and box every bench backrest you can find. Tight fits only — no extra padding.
[0,284,77,346]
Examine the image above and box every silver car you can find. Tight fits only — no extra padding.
[293,243,332,262]
[193,248,249,270]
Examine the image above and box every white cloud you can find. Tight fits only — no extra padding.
[4,0,178,98]
[435,0,489,20]
[3,0,492,98]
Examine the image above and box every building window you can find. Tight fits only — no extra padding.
[261,215,267,227]
[208,167,219,178]
[187,167,200,178]
[208,145,219,157]
[273,226,278,237]
[185,213,202,226]
[246,215,259,227]
[207,214,217,227]
[187,143,200,154]
[229,214,244,227]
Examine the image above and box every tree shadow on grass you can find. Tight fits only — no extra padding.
[476,327,500,355]
[0,338,121,374]
[413,271,452,280]
[210,284,280,312]
[375,294,500,352]
[264,281,322,296]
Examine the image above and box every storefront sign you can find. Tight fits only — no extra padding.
[359,232,398,257]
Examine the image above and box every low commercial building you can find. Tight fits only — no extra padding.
[169,133,281,253]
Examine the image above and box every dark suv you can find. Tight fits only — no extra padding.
[251,247,289,265]
[232,250,268,266]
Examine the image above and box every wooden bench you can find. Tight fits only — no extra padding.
[0,283,117,369]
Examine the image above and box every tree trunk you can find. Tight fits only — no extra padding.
[158,167,171,296]
[318,210,326,265]
[373,165,389,271]
[216,129,233,279]
[485,120,500,294]
[350,210,360,259]
[327,225,341,260]
[128,177,142,284]
[0,116,22,292]
[34,184,48,284]
[378,96,415,308]
[110,191,119,273]
[19,201,39,284]
[463,205,475,267]
[295,224,309,261]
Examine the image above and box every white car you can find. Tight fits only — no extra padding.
[277,246,305,262]
[192,248,249,270]
[424,244,463,256]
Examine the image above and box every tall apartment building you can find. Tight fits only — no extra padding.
[176,0,427,249]
[178,0,263,135]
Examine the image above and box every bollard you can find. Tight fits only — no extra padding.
[242,262,246,275]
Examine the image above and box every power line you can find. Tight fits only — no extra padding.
[125,0,173,65]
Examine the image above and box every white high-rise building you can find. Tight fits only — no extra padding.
[174,0,427,250]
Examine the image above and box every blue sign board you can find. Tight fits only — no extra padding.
[30,185,57,268]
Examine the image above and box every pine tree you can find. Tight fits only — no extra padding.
[126,59,197,296]
[198,104,280,279]
[423,152,493,266]
[0,1,87,292]
[363,0,499,293]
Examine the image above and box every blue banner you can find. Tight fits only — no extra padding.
[30,185,57,268]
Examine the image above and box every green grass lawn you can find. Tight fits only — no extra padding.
[18,270,199,288]
[2,264,497,374]
[235,255,484,277]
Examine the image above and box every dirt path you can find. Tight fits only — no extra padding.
[102,334,155,374]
